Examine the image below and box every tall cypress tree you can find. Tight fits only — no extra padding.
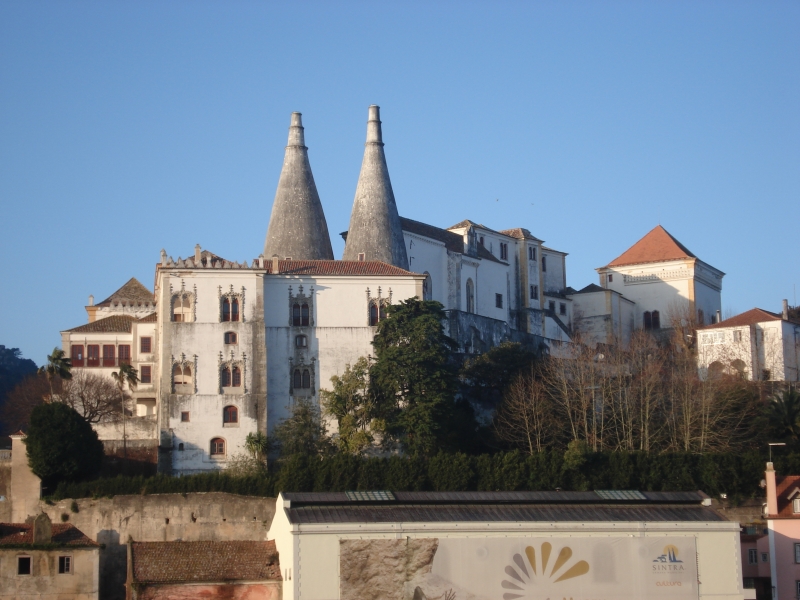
[370,298,458,457]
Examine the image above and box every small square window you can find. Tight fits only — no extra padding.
[358,253,365,262]
[733,330,742,342]
[140,365,152,384]
[18,556,31,575]
[495,294,503,309]
[58,556,72,574]
[140,337,152,354]
[559,303,567,316]
[181,412,190,422]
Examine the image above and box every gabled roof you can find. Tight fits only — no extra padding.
[499,228,543,242]
[65,315,136,333]
[606,225,696,268]
[0,523,98,547]
[266,260,416,277]
[400,217,465,254]
[776,476,800,518]
[699,308,789,330]
[130,541,280,584]
[97,278,154,306]
[447,219,503,235]
[138,312,157,323]
[570,283,606,295]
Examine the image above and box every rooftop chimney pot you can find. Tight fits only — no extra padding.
[88,295,94,306]
[783,299,790,320]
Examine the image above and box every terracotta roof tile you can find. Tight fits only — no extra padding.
[699,307,787,330]
[131,541,280,583]
[138,312,157,323]
[0,523,98,547]
[606,225,696,267]
[65,315,136,334]
[776,475,800,517]
[266,260,416,277]
[97,278,154,306]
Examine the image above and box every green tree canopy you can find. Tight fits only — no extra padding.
[273,397,334,458]
[321,357,377,455]
[460,341,537,406]
[24,402,105,488]
[370,298,459,458]
[768,385,800,444]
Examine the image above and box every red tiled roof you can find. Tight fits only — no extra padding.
[65,315,136,333]
[131,541,280,584]
[0,523,98,547]
[97,278,154,306]
[138,312,157,323]
[699,308,785,330]
[606,225,696,267]
[266,260,416,276]
[776,475,800,518]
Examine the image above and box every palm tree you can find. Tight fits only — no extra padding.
[768,385,800,443]
[245,431,273,467]
[39,347,72,401]
[112,363,139,465]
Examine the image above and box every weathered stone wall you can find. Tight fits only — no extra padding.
[38,493,276,600]
[133,582,281,600]
[0,459,11,522]
[0,547,99,599]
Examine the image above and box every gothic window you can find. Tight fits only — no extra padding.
[221,365,242,389]
[292,303,300,325]
[302,369,311,389]
[466,278,475,314]
[292,303,310,326]
[293,369,302,389]
[652,311,660,329]
[530,285,539,300]
[644,311,660,330]
[232,366,241,387]
[296,335,307,348]
[369,303,379,326]
[292,369,312,390]
[643,311,652,330]
[301,303,309,326]
[479,236,485,246]
[222,366,231,387]
[178,443,184,451]
[172,295,193,322]
[231,298,239,322]
[223,405,238,424]
[224,332,237,344]
[71,344,84,367]
[210,438,225,456]
[222,298,230,321]
[423,272,432,301]
[172,363,193,388]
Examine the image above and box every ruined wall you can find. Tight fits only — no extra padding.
[38,493,276,600]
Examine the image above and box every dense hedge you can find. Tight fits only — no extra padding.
[49,450,800,502]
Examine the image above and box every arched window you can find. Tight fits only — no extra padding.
[296,335,307,348]
[369,303,379,326]
[224,332,237,344]
[178,443,184,451]
[210,438,225,456]
[302,369,311,389]
[173,364,193,388]
[643,311,652,330]
[223,405,238,424]
[221,366,232,387]
[173,295,192,322]
[232,366,241,387]
[466,278,475,314]
[293,369,302,389]
[423,272,432,301]
[231,298,240,322]
[222,298,231,322]
[292,303,301,326]
[301,303,309,326]
[708,361,724,379]
[651,311,660,330]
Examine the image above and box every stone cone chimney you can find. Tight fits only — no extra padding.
[342,106,409,269]
[264,112,334,261]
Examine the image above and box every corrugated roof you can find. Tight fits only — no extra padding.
[0,523,98,547]
[266,260,416,277]
[65,315,136,333]
[131,541,280,584]
[699,307,793,330]
[97,278,154,306]
[606,225,695,267]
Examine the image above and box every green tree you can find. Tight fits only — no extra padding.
[24,402,104,488]
[321,357,377,454]
[370,298,459,458]
[245,431,274,465]
[768,385,800,444]
[39,347,72,400]
[461,341,537,406]
[111,363,139,464]
[273,397,334,458]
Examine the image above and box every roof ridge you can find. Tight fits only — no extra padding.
[606,225,696,268]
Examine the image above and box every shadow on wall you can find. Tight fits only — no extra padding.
[98,529,124,600]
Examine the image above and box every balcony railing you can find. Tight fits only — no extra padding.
[74,358,132,368]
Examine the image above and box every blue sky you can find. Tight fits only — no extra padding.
[1,1,798,365]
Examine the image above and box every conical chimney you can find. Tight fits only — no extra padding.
[342,106,409,269]
[264,112,334,261]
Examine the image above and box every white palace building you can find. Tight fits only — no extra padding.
[59,106,724,475]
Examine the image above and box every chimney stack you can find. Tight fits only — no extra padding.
[195,244,202,264]
[766,462,778,516]
[783,299,790,320]
[272,255,279,274]
[88,295,94,307]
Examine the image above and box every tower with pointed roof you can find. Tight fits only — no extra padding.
[595,225,724,331]
[264,112,334,261]
[342,106,409,269]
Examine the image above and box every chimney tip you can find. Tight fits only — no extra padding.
[783,299,790,320]
[88,295,94,306]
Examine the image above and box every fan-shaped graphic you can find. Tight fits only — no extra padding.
[501,542,590,600]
